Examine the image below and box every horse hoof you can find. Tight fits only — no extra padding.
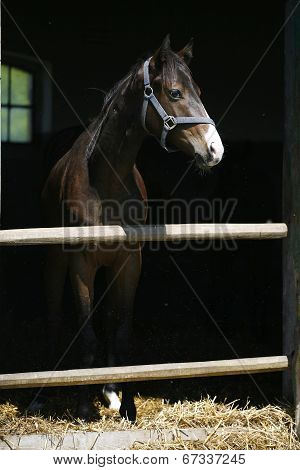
[76,403,95,422]
[119,403,137,422]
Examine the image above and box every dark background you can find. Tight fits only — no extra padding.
[0,1,285,409]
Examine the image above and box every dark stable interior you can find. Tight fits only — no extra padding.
[0,1,284,411]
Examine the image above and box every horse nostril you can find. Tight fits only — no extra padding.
[210,142,217,156]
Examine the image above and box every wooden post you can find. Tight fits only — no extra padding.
[283,0,300,437]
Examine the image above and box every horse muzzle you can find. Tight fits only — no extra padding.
[194,133,224,168]
[194,146,223,169]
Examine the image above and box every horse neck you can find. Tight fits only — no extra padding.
[89,98,145,198]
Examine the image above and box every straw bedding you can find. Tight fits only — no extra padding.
[0,395,299,450]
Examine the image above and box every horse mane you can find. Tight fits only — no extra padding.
[85,50,191,160]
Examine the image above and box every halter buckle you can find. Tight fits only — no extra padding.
[163,115,177,131]
[144,85,153,99]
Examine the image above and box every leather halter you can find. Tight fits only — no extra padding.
[141,57,216,152]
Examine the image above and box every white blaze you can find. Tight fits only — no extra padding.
[204,124,224,167]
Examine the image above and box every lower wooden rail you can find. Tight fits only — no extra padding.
[0,223,288,246]
[0,356,288,389]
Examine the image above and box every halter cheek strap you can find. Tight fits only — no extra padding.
[141,57,216,153]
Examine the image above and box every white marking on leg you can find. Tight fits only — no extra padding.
[102,386,121,410]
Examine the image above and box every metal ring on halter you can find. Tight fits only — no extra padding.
[144,86,153,99]
[163,115,177,131]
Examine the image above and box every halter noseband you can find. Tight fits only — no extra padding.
[141,57,216,152]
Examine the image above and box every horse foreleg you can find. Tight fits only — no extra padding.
[105,248,141,421]
[69,252,97,420]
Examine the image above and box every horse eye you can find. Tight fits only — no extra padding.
[169,89,182,100]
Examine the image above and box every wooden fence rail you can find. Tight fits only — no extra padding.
[0,223,288,246]
[0,356,288,389]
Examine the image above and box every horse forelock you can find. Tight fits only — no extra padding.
[161,50,192,87]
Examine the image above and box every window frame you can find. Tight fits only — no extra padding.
[2,62,35,145]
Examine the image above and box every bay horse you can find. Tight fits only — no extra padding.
[42,35,224,421]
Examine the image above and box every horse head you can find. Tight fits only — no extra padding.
[141,35,224,169]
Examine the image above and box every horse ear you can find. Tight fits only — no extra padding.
[160,34,171,50]
[152,34,171,70]
[177,38,194,64]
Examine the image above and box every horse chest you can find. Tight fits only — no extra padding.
[79,243,137,269]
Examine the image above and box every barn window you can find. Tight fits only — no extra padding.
[1,64,33,143]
